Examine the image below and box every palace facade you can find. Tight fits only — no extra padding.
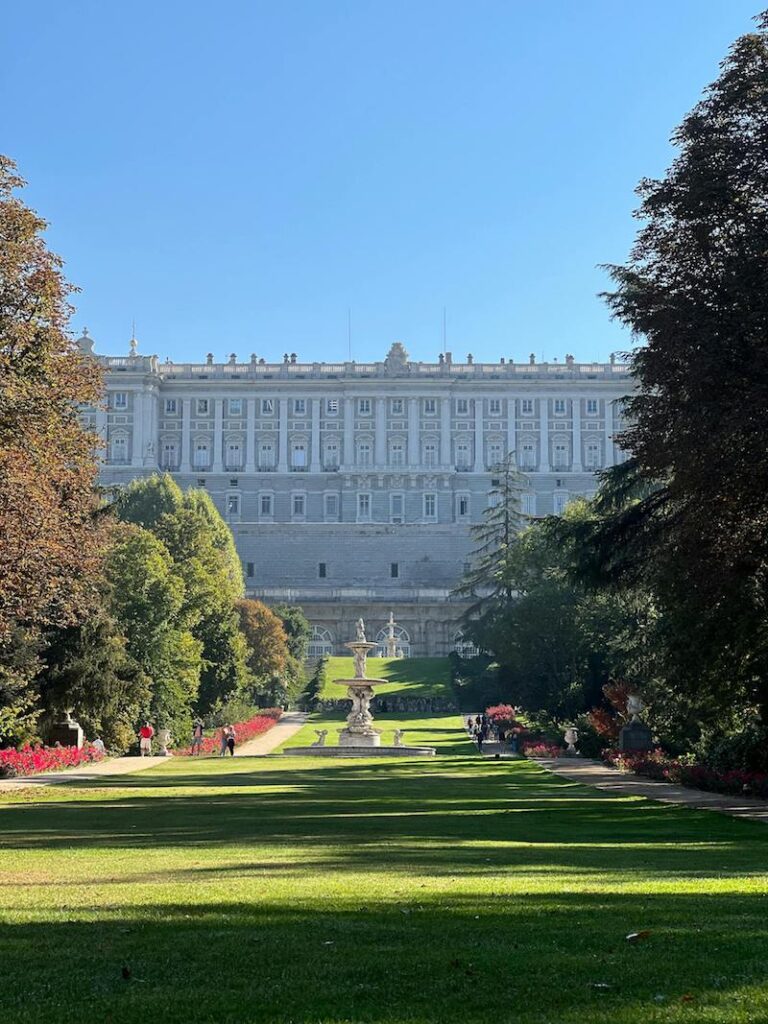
[81,331,631,656]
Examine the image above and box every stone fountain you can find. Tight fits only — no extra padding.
[285,617,436,757]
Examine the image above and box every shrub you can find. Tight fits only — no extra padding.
[601,747,768,800]
[0,743,105,777]
[522,741,564,758]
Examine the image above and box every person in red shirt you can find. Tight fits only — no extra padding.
[139,722,154,757]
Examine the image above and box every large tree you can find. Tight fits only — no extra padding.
[595,13,768,725]
[0,156,105,738]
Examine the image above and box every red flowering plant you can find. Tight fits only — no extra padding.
[601,747,768,800]
[485,704,520,730]
[521,740,565,758]
[173,709,282,756]
[586,680,634,743]
[0,743,105,779]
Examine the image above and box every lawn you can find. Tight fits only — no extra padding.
[0,738,767,1023]
[320,656,451,699]
[282,710,471,754]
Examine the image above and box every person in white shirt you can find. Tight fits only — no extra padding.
[92,737,106,755]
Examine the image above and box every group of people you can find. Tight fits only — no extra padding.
[466,714,518,754]
[136,720,237,757]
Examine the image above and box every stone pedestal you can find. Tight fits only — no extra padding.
[618,720,653,753]
[49,715,83,749]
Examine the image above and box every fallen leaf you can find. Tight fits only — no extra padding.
[626,930,652,943]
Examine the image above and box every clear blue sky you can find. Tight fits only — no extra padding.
[3,1,760,364]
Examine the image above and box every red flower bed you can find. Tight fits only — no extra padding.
[522,740,565,759]
[602,747,768,800]
[485,704,519,727]
[173,709,282,756]
[0,743,105,778]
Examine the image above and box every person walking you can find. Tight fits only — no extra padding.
[191,720,204,756]
[226,725,236,756]
[219,726,229,757]
[138,722,154,757]
[476,729,484,755]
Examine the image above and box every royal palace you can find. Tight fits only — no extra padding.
[80,331,631,656]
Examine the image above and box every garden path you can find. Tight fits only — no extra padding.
[236,711,308,755]
[540,756,768,824]
[0,754,168,792]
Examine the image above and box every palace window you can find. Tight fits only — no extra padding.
[390,493,404,524]
[357,442,371,467]
[246,562,255,578]
[226,442,242,470]
[553,491,569,515]
[261,398,274,415]
[193,442,210,469]
[227,494,240,517]
[423,492,437,520]
[389,442,405,467]
[489,399,501,415]
[455,442,471,469]
[521,493,536,516]
[357,492,371,522]
[113,392,128,409]
[161,442,178,469]
[318,562,327,579]
[110,435,128,462]
[326,398,339,415]
[553,443,569,470]
[586,399,598,415]
[228,399,243,416]
[358,398,371,415]
[259,443,275,469]
[391,562,399,579]
[456,398,469,415]
[323,442,339,469]
[554,399,566,415]
[291,443,307,470]
[487,442,503,469]
[293,398,306,415]
[585,442,602,469]
[260,493,273,516]
[423,443,437,467]
[292,493,306,518]
[324,493,339,519]
[521,399,534,415]
[308,626,334,657]
[424,398,436,415]
[457,494,470,519]
[519,443,536,470]
[196,399,209,416]
[391,398,403,415]
[164,399,178,415]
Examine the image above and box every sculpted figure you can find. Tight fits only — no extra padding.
[356,617,366,642]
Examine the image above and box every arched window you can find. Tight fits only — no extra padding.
[161,441,178,469]
[193,440,210,469]
[308,626,334,657]
[453,631,480,658]
[374,625,411,658]
[225,440,242,470]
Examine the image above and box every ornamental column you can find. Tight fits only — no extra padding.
[440,396,451,468]
[181,398,191,472]
[212,399,223,472]
[375,397,387,468]
[572,398,582,472]
[277,398,289,472]
[473,396,484,472]
[343,397,355,469]
[131,391,145,468]
[606,398,616,467]
[407,397,419,467]
[310,398,321,472]
[506,397,516,464]
[245,398,256,472]
[539,398,550,473]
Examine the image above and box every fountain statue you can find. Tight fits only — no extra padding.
[337,617,384,747]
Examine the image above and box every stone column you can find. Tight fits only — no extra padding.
[310,398,321,472]
[180,398,191,472]
[539,398,550,473]
[407,397,419,467]
[344,397,355,469]
[277,398,289,472]
[245,398,256,472]
[572,397,582,472]
[473,397,484,472]
[375,397,387,468]
[440,396,451,468]
[131,391,144,467]
[212,399,223,472]
[145,388,158,468]
[506,397,516,463]
[606,398,616,467]
[94,405,108,458]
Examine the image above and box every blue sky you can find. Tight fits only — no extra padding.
[3,1,760,364]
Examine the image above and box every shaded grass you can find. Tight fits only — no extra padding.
[320,656,451,699]
[0,745,767,1022]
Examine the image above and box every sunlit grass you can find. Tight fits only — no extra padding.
[320,656,451,698]
[0,732,766,1022]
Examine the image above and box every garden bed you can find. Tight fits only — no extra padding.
[0,743,105,778]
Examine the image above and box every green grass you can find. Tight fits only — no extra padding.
[1,730,767,1023]
[283,711,472,754]
[320,656,451,699]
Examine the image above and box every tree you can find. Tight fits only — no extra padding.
[237,599,289,684]
[36,605,150,751]
[272,604,311,662]
[0,156,104,699]
[600,14,768,724]
[105,526,202,738]
[453,452,525,610]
